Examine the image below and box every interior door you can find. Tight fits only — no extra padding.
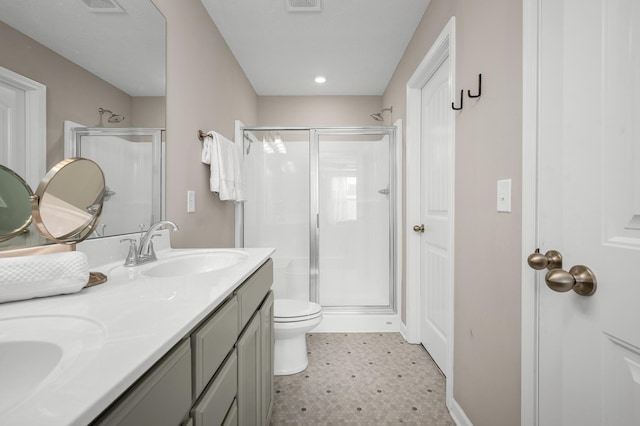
[418,57,452,376]
[0,80,26,177]
[536,0,640,424]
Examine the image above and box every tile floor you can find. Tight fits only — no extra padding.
[270,332,455,425]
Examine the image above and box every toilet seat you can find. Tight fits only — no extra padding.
[274,299,322,323]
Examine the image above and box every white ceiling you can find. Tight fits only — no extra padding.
[201,0,431,96]
[0,0,165,96]
[0,0,431,97]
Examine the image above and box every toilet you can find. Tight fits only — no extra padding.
[273,298,323,375]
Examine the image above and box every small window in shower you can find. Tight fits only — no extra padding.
[330,175,357,223]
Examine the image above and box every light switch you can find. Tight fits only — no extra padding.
[187,190,196,213]
[497,179,511,213]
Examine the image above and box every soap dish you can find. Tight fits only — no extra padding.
[85,272,107,288]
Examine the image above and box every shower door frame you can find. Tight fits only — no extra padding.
[67,127,166,236]
[239,126,398,315]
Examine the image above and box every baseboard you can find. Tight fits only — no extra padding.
[449,398,473,426]
[312,312,402,333]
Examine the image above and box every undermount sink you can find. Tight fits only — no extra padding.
[110,249,250,279]
[0,315,106,414]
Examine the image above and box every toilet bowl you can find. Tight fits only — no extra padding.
[273,298,322,375]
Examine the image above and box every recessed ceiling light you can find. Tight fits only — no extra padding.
[314,75,327,84]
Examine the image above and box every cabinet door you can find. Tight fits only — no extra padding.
[191,296,239,398]
[93,339,192,426]
[222,399,238,426]
[236,259,273,329]
[260,291,274,425]
[237,312,261,426]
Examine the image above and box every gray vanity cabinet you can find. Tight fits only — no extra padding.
[92,259,273,426]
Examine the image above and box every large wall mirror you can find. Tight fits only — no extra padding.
[0,0,166,249]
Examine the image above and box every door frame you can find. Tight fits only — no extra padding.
[0,65,46,188]
[405,16,456,409]
[521,0,541,424]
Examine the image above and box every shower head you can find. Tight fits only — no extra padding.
[370,107,393,122]
[107,114,125,123]
[98,107,125,126]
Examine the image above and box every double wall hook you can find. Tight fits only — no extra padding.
[468,74,482,98]
[451,90,464,111]
[451,74,483,111]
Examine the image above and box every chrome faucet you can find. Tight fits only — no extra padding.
[120,220,179,267]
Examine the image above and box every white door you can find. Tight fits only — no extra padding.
[418,57,453,376]
[0,66,45,188]
[535,0,640,424]
[0,80,26,176]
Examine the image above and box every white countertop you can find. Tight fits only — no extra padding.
[0,234,274,426]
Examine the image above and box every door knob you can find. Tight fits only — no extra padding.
[545,265,597,296]
[527,248,563,270]
[413,224,425,233]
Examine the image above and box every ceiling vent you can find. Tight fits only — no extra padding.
[285,0,322,13]
[81,0,125,13]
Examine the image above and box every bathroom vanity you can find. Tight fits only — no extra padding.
[93,257,274,426]
[0,235,275,426]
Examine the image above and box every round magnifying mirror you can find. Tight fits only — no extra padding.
[31,158,105,244]
[0,165,34,242]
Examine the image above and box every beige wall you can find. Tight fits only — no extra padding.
[0,21,133,169]
[131,97,166,128]
[258,96,382,127]
[384,1,522,425]
[152,0,258,249]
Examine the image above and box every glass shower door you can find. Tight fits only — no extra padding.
[243,129,311,302]
[313,130,394,312]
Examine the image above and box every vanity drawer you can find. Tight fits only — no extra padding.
[191,350,238,426]
[192,296,239,398]
[93,338,192,426]
[235,259,273,329]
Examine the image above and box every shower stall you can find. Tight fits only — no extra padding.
[239,126,400,332]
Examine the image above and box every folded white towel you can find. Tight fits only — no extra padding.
[201,131,246,202]
[0,251,90,303]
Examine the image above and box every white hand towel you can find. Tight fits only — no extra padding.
[0,251,90,303]
[201,131,220,193]
[202,131,246,202]
[201,134,212,164]
[233,139,246,202]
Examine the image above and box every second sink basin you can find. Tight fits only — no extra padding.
[110,249,250,279]
[0,315,106,415]
[144,250,249,278]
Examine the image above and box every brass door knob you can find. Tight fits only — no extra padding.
[527,248,563,270]
[545,265,597,296]
[413,224,425,233]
